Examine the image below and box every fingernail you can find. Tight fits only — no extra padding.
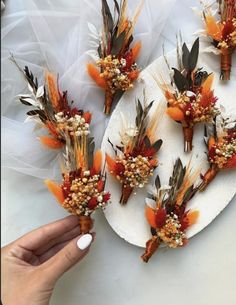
[77,234,93,250]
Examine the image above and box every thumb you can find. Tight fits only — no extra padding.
[42,233,93,282]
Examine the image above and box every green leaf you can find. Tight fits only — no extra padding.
[111,30,126,55]
[19,98,32,106]
[182,43,190,70]
[155,175,161,190]
[152,139,163,152]
[188,38,199,71]
[172,68,188,92]
[102,0,114,33]
[143,135,151,148]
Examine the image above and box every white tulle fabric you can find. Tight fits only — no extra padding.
[1,0,177,179]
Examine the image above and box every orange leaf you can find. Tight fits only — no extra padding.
[45,180,65,204]
[131,41,142,62]
[45,71,60,110]
[186,210,199,226]
[39,136,64,149]
[87,63,107,89]
[93,150,102,174]
[202,74,214,95]
[205,15,222,41]
[83,111,92,124]
[145,205,157,228]
[149,159,158,167]
[208,136,216,150]
[105,154,116,173]
[166,107,184,121]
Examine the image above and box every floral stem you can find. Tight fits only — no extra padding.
[183,126,193,152]
[199,166,219,191]
[119,183,133,205]
[104,90,114,115]
[141,236,160,263]
[221,50,232,81]
[78,215,93,234]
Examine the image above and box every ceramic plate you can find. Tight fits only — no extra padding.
[101,47,236,248]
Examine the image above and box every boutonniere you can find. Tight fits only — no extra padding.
[200,0,236,80]
[142,158,200,262]
[12,57,92,150]
[106,96,163,204]
[157,38,220,152]
[200,117,236,190]
[87,0,143,115]
[45,133,111,234]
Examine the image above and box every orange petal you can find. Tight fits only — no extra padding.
[205,15,222,41]
[224,154,236,169]
[87,63,107,89]
[145,205,157,228]
[45,121,59,138]
[128,70,139,81]
[165,90,175,102]
[93,150,102,174]
[186,210,199,226]
[83,111,92,124]
[149,158,158,167]
[45,179,65,204]
[105,154,116,173]
[39,136,64,149]
[131,41,142,62]
[208,136,216,150]
[202,74,214,95]
[45,71,60,110]
[166,107,184,121]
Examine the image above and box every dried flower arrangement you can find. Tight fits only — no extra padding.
[45,137,111,234]
[200,0,236,80]
[200,117,236,190]
[12,57,110,234]
[87,0,143,115]
[12,57,92,150]
[106,96,163,205]
[141,159,200,262]
[157,38,220,152]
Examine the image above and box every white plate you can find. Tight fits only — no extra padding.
[101,48,236,248]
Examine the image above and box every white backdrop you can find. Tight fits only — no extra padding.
[1,1,236,305]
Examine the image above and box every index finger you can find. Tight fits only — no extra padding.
[16,215,80,251]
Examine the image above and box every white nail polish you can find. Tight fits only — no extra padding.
[77,234,92,250]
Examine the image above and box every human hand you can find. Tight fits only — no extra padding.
[1,215,94,305]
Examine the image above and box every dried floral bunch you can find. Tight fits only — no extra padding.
[200,117,236,190]
[157,38,219,152]
[200,0,236,80]
[106,97,163,205]
[87,0,142,115]
[45,133,111,234]
[141,159,200,262]
[13,57,92,149]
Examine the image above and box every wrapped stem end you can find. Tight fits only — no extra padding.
[221,51,232,81]
[104,91,114,115]
[120,184,134,205]
[78,215,94,234]
[183,126,193,152]
[199,167,218,191]
[141,236,159,263]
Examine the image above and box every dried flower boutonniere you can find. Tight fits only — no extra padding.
[12,57,92,149]
[199,118,236,190]
[106,97,163,205]
[45,133,111,234]
[87,0,143,115]
[200,0,236,80]
[157,38,219,152]
[141,158,200,262]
